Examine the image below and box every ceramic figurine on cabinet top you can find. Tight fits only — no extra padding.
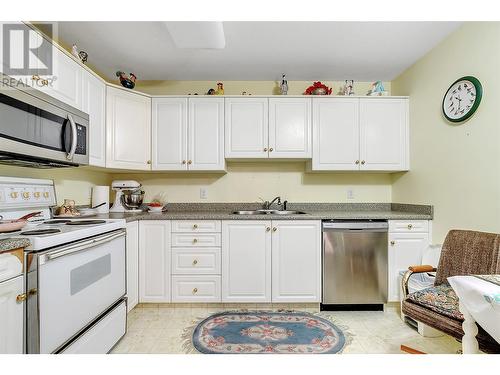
[280,74,289,95]
[303,81,332,95]
[116,71,137,89]
[342,80,355,96]
[216,82,224,95]
[367,81,388,96]
[207,88,216,95]
[71,44,79,59]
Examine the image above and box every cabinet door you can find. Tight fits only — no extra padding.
[225,98,268,158]
[188,98,225,171]
[269,98,311,158]
[0,275,24,354]
[82,70,106,167]
[222,221,271,302]
[272,221,321,302]
[106,86,151,170]
[359,98,408,171]
[126,221,139,311]
[139,221,171,303]
[388,231,429,302]
[152,98,188,170]
[312,98,360,170]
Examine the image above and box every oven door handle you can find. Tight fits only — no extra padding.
[66,114,78,160]
[40,230,125,264]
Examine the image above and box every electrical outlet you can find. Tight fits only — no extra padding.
[200,187,208,200]
[347,188,355,200]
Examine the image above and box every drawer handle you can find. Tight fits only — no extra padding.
[16,293,27,303]
[192,288,198,294]
[407,224,413,230]
[361,160,366,165]
[266,227,271,232]
[193,238,198,244]
[272,227,277,232]
[390,241,395,246]
[264,148,268,152]
[193,224,198,229]
[269,148,274,152]
[193,259,198,265]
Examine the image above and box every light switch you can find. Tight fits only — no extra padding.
[200,187,208,200]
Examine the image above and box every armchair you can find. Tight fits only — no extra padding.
[401,229,500,354]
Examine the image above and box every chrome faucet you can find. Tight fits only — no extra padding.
[262,196,282,210]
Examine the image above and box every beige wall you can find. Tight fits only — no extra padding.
[133,80,390,96]
[112,162,392,203]
[392,22,500,242]
[0,165,111,206]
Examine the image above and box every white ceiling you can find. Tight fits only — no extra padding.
[53,21,461,81]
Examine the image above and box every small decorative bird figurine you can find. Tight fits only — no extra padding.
[280,74,288,95]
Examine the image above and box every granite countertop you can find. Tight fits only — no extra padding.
[94,203,433,223]
[0,238,31,253]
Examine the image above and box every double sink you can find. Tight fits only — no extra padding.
[232,209,306,215]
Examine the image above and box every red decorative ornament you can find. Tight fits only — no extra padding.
[303,81,333,95]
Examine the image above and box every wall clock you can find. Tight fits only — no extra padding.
[442,76,482,123]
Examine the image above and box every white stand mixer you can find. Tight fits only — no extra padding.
[109,180,143,213]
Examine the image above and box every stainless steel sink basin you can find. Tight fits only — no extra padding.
[232,210,306,215]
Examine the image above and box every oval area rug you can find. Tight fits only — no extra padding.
[187,311,347,354]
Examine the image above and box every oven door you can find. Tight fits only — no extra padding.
[0,79,89,165]
[34,230,125,354]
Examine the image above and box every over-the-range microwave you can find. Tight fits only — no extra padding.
[0,73,89,168]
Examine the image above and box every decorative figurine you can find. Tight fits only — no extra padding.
[216,82,224,95]
[71,44,79,59]
[303,81,332,95]
[367,81,387,96]
[78,51,88,64]
[280,74,288,95]
[116,71,137,89]
[207,88,216,95]
[342,80,355,96]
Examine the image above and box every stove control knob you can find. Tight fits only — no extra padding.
[22,192,30,199]
[43,192,50,198]
[10,192,18,199]
[34,192,41,199]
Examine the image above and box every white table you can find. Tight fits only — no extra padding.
[448,275,500,354]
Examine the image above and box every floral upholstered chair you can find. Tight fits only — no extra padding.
[401,229,500,353]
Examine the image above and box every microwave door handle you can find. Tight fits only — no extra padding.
[40,230,125,264]
[66,114,77,160]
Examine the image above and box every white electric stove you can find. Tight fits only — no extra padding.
[0,176,127,354]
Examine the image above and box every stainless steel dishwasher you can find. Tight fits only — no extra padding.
[322,220,388,310]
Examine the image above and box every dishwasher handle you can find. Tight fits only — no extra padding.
[322,221,388,231]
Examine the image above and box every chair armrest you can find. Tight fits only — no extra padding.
[401,265,437,299]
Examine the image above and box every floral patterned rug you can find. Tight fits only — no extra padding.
[182,310,350,354]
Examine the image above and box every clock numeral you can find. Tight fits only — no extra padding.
[464,83,468,88]
[452,89,457,94]
[458,85,462,91]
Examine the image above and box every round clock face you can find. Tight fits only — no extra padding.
[442,76,482,122]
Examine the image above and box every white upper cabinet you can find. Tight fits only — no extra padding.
[222,221,272,302]
[271,220,321,302]
[312,98,360,170]
[106,86,151,170]
[225,98,269,158]
[269,98,311,158]
[81,70,106,167]
[152,98,188,170]
[359,98,409,171]
[188,98,225,171]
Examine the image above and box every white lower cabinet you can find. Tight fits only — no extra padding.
[125,221,139,311]
[388,220,430,302]
[139,221,171,303]
[0,275,24,354]
[271,221,321,302]
[222,221,272,302]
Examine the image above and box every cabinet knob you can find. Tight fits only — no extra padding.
[193,224,198,229]
[182,160,186,164]
[23,192,30,199]
[390,240,395,246]
[266,227,271,232]
[407,224,413,230]
[16,293,27,303]
[146,160,151,165]
[32,75,40,81]
[187,160,192,165]
[193,238,198,243]
[34,192,41,198]
[361,160,366,165]
[193,259,198,265]
[355,160,360,165]
[41,79,49,86]
[264,148,268,152]
[10,192,18,198]
[192,288,198,294]
[272,227,277,232]
[43,192,49,198]
[269,148,274,152]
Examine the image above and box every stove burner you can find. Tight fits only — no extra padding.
[66,220,106,226]
[20,229,61,236]
[44,219,72,224]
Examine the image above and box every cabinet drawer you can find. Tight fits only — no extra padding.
[171,233,221,247]
[172,220,221,233]
[171,276,221,302]
[172,248,221,274]
[389,220,429,233]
